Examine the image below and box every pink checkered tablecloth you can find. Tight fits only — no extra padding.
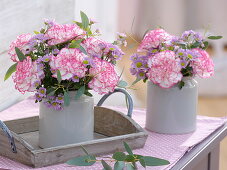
[0,97,226,170]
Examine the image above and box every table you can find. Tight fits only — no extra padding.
[0,100,226,170]
[172,122,227,170]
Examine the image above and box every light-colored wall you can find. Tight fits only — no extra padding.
[0,0,75,111]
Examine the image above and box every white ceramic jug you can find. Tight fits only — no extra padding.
[39,92,94,148]
[146,77,198,134]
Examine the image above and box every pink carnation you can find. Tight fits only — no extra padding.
[49,48,88,80]
[13,57,43,93]
[8,33,32,62]
[138,29,172,52]
[147,50,182,88]
[81,37,107,57]
[45,24,85,45]
[191,48,214,78]
[88,58,119,94]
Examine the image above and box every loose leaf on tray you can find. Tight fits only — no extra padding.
[142,156,170,166]
[112,152,126,161]
[123,141,133,155]
[67,155,96,166]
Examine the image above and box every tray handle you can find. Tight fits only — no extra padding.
[97,88,133,117]
[0,120,17,153]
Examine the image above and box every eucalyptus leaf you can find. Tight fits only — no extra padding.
[208,35,223,40]
[101,160,112,170]
[123,142,133,155]
[124,155,135,162]
[126,163,135,170]
[178,81,185,90]
[79,45,87,55]
[75,85,85,100]
[112,152,126,161]
[15,47,26,62]
[84,91,93,97]
[64,91,70,106]
[4,63,17,81]
[131,77,141,86]
[69,39,83,48]
[139,158,146,168]
[57,70,62,83]
[34,30,40,34]
[114,161,125,170]
[81,145,89,155]
[142,156,170,166]
[191,41,200,48]
[73,21,83,28]
[46,87,55,95]
[118,80,128,88]
[67,155,96,166]
[80,11,89,29]
[203,41,209,50]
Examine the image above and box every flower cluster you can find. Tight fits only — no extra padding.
[130,28,220,88]
[6,12,126,110]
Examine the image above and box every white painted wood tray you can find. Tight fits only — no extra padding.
[0,89,148,168]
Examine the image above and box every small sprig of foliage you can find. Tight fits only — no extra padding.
[66,142,170,170]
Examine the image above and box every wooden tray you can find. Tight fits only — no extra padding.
[0,106,148,168]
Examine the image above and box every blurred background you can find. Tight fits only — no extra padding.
[0,0,226,169]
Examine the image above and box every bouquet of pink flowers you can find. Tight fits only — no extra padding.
[5,12,126,110]
[130,29,222,88]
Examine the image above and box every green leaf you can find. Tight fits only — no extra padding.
[75,85,85,100]
[64,91,70,106]
[15,47,26,62]
[112,152,126,161]
[84,91,93,97]
[119,67,125,79]
[4,63,17,81]
[142,156,170,166]
[178,81,185,89]
[69,39,83,48]
[57,70,62,83]
[81,145,89,155]
[123,142,133,155]
[124,155,135,162]
[117,80,128,88]
[46,87,55,95]
[139,158,146,168]
[67,155,96,166]
[80,11,89,30]
[101,160,112,170]
[191,41,200,48]
[126,163,135,170]
[69,41,80,48]
[114,161,124,170]
[131,77,141,86]
[203,41,209,50]
[208,35,223,40]
[34,30,40,34]
[79,45,87,55]
[74,21,83,29]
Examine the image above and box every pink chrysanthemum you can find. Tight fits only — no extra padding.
[13,57,43,93]
[81,37,107,58]
[8,33,32,62]
[45,24,85,45]
[147,50,182,88]
[191,48,214,78]
[138,29,172,52]
[49,48,88,80]
[88,58,119,94]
